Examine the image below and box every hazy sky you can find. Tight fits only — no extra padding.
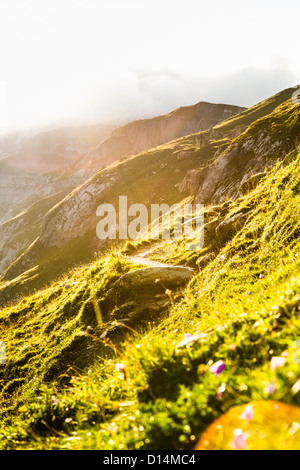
[0,0,299,134]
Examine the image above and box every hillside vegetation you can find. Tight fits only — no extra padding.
[0,88,298,307]
[1,140,300,449]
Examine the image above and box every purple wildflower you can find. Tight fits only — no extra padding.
[216,383,226,400]
[209,360,225,377]
[116,363,125,372]
[184,333,192,339]
[270,356,286,371]
[264,381,276,394]
[239,404,254,420]
[232,428,247,450]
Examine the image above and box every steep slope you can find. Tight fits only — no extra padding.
[1,145,300,449]
[0,160,66,224]
[0,189,72,275]
[0,101,243,274]
[189,97,300,203]
[71,101,245,177]
[1,88,298,303]
[2,124,114,173]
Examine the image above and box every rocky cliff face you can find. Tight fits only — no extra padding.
[192,101,300,204]
[0,162,64,223]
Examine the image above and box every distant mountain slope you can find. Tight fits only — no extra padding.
[0,160,65,224]
[71,101,245,177]
[0,189,72,275]
[1,87,296,269]
[1,87,299,303]
[0,124,114,225]
[3,124,114,173]
[0,100,245,279]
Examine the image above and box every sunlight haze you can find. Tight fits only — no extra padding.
[0,0,299,134]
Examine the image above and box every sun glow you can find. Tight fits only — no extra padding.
[0,0,299,134]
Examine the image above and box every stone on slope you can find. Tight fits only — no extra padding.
[98,265,195,338]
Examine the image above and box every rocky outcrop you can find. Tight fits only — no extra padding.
[215,211,252,239]
[179,169,204,195]
[0,163,64,223]
[192,104,300,204]
[98,265,195,339]
[239,171,267,195]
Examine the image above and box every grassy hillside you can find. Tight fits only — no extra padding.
[1,88,299,306]
[214,86,298,133]
[1,145,300,449]
[0,189,73,275]
[0,130,228,300]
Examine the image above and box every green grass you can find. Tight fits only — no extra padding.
[214,86,299,133]
[0,252,138,414]
[1,147,300,449]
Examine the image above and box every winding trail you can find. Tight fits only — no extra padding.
[125,245,177,268]
[99,245,196,340]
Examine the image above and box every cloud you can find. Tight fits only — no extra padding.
[71,64,297,125]
[0,64,297,136]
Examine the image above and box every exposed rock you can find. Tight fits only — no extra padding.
[99,265,195,332]
[215,211,252,239]
[228,124,247,139]
[239,171,267,195]
[179,169,204,195]
[194,106,300,204]
[195,133,209,148]
[196,252,215,268]
[175,150,194,160]
[203,218,221,245]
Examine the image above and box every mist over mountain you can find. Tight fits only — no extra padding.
[0,65,296,137]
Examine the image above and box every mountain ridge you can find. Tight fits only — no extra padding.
[70,101,245,178]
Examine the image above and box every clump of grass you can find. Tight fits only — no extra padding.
[0,251,137,416]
